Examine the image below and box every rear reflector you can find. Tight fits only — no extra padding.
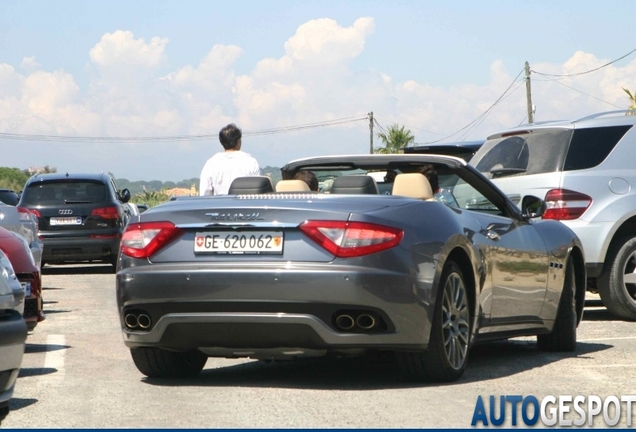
[543,189,592,220]
[92,206,119,219]
[300,220,403,258]
[89,233,121,239]
[121,221,183,259]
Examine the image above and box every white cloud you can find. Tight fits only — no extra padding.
[20,56,41,72]
[89,30,168,68]
[284,17,375,63]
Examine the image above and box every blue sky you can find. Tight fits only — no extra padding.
[1,0,635,181]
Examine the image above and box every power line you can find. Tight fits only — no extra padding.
[539,78,623,109]
[418,68,525,144]
[531,48,636,78]
[0,115,368,143]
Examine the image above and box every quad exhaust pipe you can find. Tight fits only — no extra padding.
[334,312,379,331]
[124,311,152,330]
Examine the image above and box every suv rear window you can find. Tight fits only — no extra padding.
[563,125,631,171]
[472,129,572,178]
[21,181,109,205]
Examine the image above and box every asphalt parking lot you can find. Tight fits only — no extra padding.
[3,264,636,428]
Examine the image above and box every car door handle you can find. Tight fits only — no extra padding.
[486,230,500,241]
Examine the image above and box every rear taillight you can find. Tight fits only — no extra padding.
[121,221,183,258]
[543,189,592,220]
[17,206,39,220]
[300,220,403,258]
[92,206,120,219]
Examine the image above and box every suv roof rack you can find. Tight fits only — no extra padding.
[575,110,633,122]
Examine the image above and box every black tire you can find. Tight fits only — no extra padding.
[598,236,636,320]
[537,259,577,351]
[130,347,207,378]
[397,261,471,382]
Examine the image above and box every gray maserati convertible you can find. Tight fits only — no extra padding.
[116,154,586,382]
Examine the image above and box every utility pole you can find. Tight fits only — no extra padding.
[368,111,374,154]
[525,61,534,124]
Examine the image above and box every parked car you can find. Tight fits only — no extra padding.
[0,203,43,270]
[0,248,25,315]
[0,227,44,330]
[0,189,20,206]
[17,172,133,268]
[0,249,28,424]
[470,110,636,320]
[403,140,484,162]
[116,154,585,382]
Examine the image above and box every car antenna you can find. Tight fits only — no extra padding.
[66,172,69,177]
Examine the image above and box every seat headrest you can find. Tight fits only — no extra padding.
[330,176,379,194]
[228,176,274,194]
[392,173,434,200]
[275,180,312,192]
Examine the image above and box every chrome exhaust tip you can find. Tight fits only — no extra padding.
[335,314,355,330]
[356,314,376,330]
[124,313,138,329]
[137,314,152,329]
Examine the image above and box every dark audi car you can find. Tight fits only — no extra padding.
[116,154,585,382]
[18,173,133,268]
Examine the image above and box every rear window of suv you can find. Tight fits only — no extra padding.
[472,129,572,177]
[21,181,109,205]
[472,125,632,178]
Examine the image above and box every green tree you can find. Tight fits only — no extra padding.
[0,167,30,191]
[622,88,636,116]
[374,124,415,154]
[131,190,171,207]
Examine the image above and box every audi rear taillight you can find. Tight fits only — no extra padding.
[121,221,183,258]
[17,206,39,220]
[300,220,403,258]
[543,189,592,220]
[92,206,119,219]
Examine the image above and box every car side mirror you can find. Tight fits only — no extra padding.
[521,195,545,218]
[120,188,131,203]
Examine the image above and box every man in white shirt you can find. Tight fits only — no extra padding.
[199,124,261,195]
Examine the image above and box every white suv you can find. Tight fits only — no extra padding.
[470,110,636,320]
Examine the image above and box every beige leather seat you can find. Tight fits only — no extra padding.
[275,180,311,192]
[392,173,435,200]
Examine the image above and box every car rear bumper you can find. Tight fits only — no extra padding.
[0,310,27,405]
[41,234,121,263]
[116,262,435,354]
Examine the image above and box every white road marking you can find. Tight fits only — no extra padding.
[44,334,66,382]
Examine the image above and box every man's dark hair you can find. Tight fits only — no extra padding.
[219,123,242,150]
[293,170,319,191]
[418,164,439,193]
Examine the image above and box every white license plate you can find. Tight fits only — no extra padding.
[50,216,82,226]
[194,231,284,254]
[21,281,31,297]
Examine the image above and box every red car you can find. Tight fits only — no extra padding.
[0,227,44,330]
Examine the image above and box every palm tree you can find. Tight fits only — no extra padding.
[374,124,415,154]
[622,88,636,116]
